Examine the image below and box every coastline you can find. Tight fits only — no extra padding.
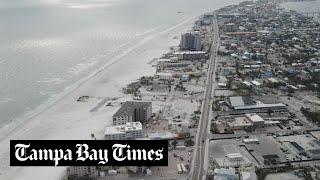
[0,16,195,141]
[281,0,320,22]
[0,15,197,180]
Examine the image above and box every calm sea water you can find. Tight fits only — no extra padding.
[282,0,320,13]
[0,0,243,127]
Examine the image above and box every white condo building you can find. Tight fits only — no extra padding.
[105,122,143,140]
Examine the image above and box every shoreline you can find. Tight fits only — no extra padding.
[0,0,302,179]
[0,15,197,180]
[0,16,197,141]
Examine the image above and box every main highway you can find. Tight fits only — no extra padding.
[189,13,219,180]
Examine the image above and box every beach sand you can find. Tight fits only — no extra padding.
[0,16,196,180]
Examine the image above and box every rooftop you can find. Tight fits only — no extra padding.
[229,117,252,127]
[113,101,152,117]
[173,51,206,55]
[105,122,142,135]
[230,96,245,107]
[234,102,286,110]
[246,114,264,123]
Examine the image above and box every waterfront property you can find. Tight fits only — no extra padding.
[112,101,152,125]
[180,32,202,51]
[105,122,143,140]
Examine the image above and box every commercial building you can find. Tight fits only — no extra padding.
[307,149,320,159]
[180,32,201,51]
[246,114,264,128]
[156,72,173,81]
[113,101,152,125]
[229,96,287,111]
[243,138,259,144]
[241,171,257,180]
[67,166,98,180]
[174,51,206,61]
[168,118,190,135]
[226,153,243,161]
[227,116,252,130]
[104,122,143,140]
[262,154,280,165]
[228,114,279,130]
[214,167,239,180]
[290,141,306,156]
[224,23,237,32]
[278,135,320,160]
[181,74,190,81]
[229,96,245,108]
[234,102,287,111]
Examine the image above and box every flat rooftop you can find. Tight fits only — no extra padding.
[230,96,245,107]
[234,102,286,110]
[246,113,264,123]
[173,51,206,55]
[113,101,152,117]
[105,122,142,135]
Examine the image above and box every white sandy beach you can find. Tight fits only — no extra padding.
[0,15,197,180]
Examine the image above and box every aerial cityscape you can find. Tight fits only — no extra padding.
[1,0,320,179]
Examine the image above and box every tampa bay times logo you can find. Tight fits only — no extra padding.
[10,140,168,166]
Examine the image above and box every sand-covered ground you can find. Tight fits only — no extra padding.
[0,16,196,180]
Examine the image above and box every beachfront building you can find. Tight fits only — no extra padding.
[156,72,173,81]
[105,122,143,140]
[113,101,152,125]
[67,166,98,180]
[174,51,206,61]
[180,32,201,51]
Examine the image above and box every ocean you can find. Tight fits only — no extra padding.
[282,0,320,13]
[0,0,242,127]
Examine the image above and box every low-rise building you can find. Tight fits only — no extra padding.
[228,116,252,130]
[246,114,264,128]
[226,153,243,161]
[243,138,259,144]
[67,166,98,180]
[262,154,280,165]
[181,74,190,81]
[168,118,190,135]
[241,170,257,180]
[156,72,173,81]
[233,102,287,111]
[228,114,278,130]
[229,96,245,108]
[214,167,239,180]
[174,51,206,61]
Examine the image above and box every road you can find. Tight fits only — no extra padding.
[189,13,219,180]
